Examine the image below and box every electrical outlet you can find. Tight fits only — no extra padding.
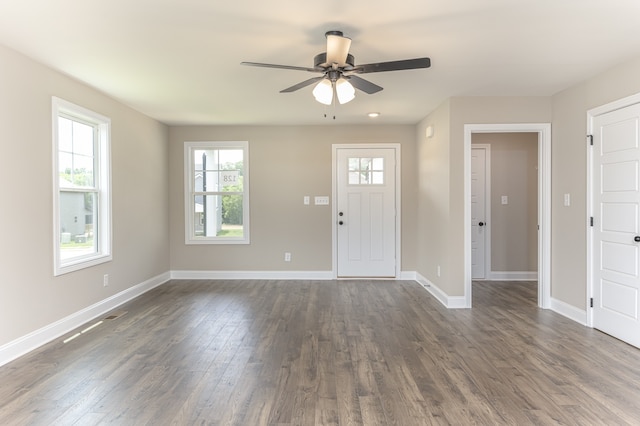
[103,274,109,287]
[284,252,291,262]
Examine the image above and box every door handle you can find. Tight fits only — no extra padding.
[479,221,485,227]
[635,236,640,242]
[339,221,344,225]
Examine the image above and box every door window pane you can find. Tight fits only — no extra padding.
[348,157,384,185]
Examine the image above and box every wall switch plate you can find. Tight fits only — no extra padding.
[103,274,109,287]
[315,196,329,205]
[284,252,291,262]
[564,193,571,206]
[501,195,508,205]
[303,196,310,205]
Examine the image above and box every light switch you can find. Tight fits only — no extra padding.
[304,196,310,205]
[501,195,508,205]
[564,193,571,207]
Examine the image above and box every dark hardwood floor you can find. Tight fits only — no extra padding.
[1,279,640,425]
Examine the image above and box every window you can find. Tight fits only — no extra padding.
[52,97,111,275]
[184,141,249,244]
[348,157,385,185]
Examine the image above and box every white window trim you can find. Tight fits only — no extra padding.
[184,141,250,245]
[52,97,112,276]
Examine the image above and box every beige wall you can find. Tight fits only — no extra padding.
[4,34,640,354]
[418,97,552,296]
[0,45,169,347]
[472,133,538,272]
[416,100,451,289]
[168,125,418,272]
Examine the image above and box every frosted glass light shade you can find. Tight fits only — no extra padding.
[312,79,333,105]
[336,78,355,104]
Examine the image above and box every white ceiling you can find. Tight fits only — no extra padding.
[1,0,640,126]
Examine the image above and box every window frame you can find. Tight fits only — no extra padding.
[184,141,250,245]
[52,97,112,276]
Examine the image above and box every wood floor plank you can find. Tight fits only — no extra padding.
[2,279,640,425]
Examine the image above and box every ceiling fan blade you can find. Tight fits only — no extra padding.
[347,75,383,94]
[326,33,352,67]
[352,57,431,74]
[280,76,324,93]
[241,61,318,73]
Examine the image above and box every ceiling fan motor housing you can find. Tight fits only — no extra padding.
[314,52,355,70]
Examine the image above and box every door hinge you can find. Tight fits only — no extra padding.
[590,217,594,227]
[587,135,593,146]
[590,297,594,308]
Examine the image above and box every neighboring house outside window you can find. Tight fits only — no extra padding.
[184,141,249,244]
[52,97,111,276]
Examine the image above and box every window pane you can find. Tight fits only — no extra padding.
[58,117,73,152]
[349,171,360,185]
[59,191,97,260]
[193,194,244,237]
[73,121,94,157]
[372,157,384,170]
[59,152,74,187]
[74,154,95,186]
[372,171,384,184]
[348,158,359,171]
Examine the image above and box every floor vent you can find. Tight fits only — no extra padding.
[104,310,127,320]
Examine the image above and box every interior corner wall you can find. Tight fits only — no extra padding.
[419,97,552,298]
[416,100,452,292]
[551,56,640,309]
[0,44,170,348]
[167,125,418,273]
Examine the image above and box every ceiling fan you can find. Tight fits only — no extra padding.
[241,30,431,106]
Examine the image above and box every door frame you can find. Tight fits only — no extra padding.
[471,144,492,280]
[464,124,551,309]
[587,92,640,328]
[332,143,402,279]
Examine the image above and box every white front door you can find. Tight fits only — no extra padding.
[336,147,397,277]
[592,102,640,348]
[471,146,489,279]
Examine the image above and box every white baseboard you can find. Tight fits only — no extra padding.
[488,271,538,281]
[0,271,170,368]
[170,270,334,280]
[550,297,588,326]
[415,273,467,309]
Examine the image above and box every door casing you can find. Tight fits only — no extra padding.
[464,124,551,309]
[332,143,402,279]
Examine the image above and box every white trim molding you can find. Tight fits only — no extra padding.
[464,123,551,309]
[331,143,402,279]
[0,272,170,368]
[489,271,538,281]
[550,297,588,326]
[415,273,467,309]
[171,270,334,280]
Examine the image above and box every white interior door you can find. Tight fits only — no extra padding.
[336,147,396,277]
[592,102,640,348]
[471,146,489,279]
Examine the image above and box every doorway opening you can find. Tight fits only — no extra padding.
[332,144,401,278]
[464,124,551,309]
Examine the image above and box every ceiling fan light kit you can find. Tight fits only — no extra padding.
[242,30,431,109]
